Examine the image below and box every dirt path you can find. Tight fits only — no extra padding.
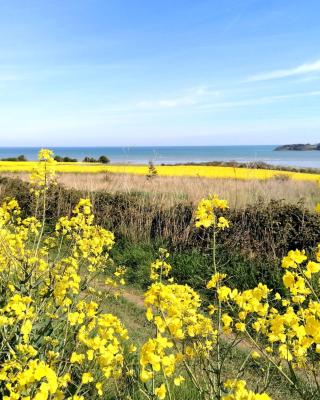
[120,287,145,308]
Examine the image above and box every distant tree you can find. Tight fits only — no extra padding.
[17,155,27,161]
[1,155,27,161]
[54,155,77,162]
[83,156,98,163]
[98,155,110,164]
[146,161,158,180]
[63,156,77,162]
[82,156,110,163]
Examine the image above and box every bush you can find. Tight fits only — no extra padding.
[83,156,97,162]
[1,176,319,260]
[98,155,110,164]
[83,155,110,163]
[1,174,320,297]
[54,155,78,162]
[1,154,27,161]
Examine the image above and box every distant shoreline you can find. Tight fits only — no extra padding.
[0,145,320,168]
[160,160,320,174]
[274,143,320,151]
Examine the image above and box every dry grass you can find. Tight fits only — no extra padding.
[3,172,319,210]
[61,173,320,209]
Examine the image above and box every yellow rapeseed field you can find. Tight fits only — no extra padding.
[0,161,319,181]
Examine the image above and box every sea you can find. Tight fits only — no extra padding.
[0,146,319,168]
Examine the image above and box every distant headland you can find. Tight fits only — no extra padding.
[274,143,320,151]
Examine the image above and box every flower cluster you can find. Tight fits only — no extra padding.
[140,255,215,398]
[150,248,172,281]
[205,242,320,398]
[0,155,131,399]
[30,148,57,196]
[194,195,229,229]
[222,380,271,400]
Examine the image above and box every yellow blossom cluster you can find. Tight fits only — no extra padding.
[150,248,172,281]
[74,306,129,380]
[29,149,57,196]
[194,195,229,229]
[0,150,132,399]
[205,241,320,396]
[140,255,215,398]
[222,380,271,400]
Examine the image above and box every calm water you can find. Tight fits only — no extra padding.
[0,146,320,168]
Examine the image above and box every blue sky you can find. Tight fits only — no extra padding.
[1,0,320,146]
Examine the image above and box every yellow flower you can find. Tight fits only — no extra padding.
[174,375,185,386]
[222,313,233,331]
[217,216,230,230]
[235,322,246,332]
[222,379,271,399]
[195,195,229,229]
[70,352,85,364]
[146,307,153,321]
[251,351,261,359]
[21,319,33,342]
[207,273,227,289]
[95,382,103,396]
[155,383,166,399]
[81,372,94,384]
[140,369,153,383]
[129,344,137,353]
[282,249,307,269]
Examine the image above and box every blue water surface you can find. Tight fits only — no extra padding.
[0,146,319,168]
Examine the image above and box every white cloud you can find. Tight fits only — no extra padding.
[246,59,320,82]
[90,88,320,117]
[135,86,217,110]
[136,96,196,109]
[200,90,320,109]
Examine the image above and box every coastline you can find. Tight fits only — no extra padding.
[0,145,320,168]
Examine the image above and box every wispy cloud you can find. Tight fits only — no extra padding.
[246,59,320,82]
[135,86,218,110]
[136,97,196,109]
[200,90,320,109]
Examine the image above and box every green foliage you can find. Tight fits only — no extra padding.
[82,155,110,163]
[98,155,110,164]
[1,154,27,161]
[54,155,78,162]
[111,240,285,296]
[112,240,156,289]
